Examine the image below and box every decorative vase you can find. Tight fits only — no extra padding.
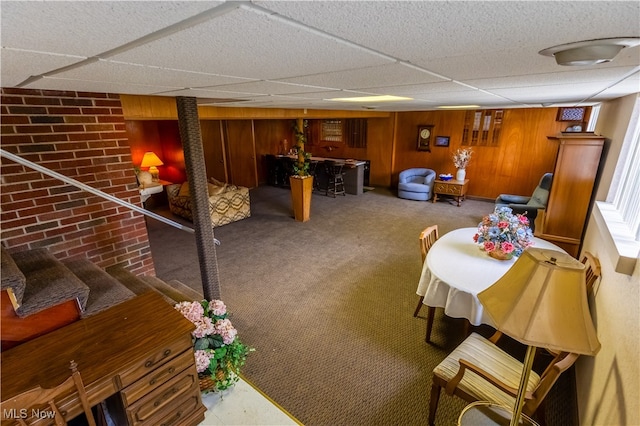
[456,168,466,181]
[488,250,514,261]
[290,175,313,222]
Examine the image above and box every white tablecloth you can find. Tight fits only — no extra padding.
[415,227,565,326]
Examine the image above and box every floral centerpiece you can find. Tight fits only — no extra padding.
[452,148,473,169]
[473,206,534,259]
[175,299,253,392]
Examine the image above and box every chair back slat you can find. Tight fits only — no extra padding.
[419,225,439,263]
[581,251,601,296]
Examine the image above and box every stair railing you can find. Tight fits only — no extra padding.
[0,149,215,240]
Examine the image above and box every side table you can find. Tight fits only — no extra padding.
[433,178,469,206]
[458,401,538,426]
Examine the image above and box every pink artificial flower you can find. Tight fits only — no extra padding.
[518,215,529,225]
[473,233,479,242]
[175,301,204,324]
[193,316,215,338]
[194,350,213,373]
[500,242,515,253]
[497,220,509,229]
[209,300,227,316]
[483,241,496,252]
[215,319,238,345]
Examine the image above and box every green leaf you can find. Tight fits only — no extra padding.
[194,338,209,350]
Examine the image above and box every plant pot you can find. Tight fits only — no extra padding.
[290,175,313,222]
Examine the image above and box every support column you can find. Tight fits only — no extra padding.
[176,96,221,300]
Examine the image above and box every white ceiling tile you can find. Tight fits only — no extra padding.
[1,1,222,56]
[23,76,180,96]
[108,8,392,80]
[1,49,83,87]
[51,60,255,88]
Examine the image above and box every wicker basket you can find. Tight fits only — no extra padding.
[199,369,226,392]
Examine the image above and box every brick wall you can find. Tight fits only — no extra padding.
[1,88,155,275]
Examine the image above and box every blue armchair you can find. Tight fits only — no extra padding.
[495,173,553,232]
[398,168,436,201]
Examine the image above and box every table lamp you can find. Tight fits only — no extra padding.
[478,248,600,426]
[140,151,163,182]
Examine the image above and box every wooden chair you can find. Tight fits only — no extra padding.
[1,360,97,426]
[427,252,602,425]
[581,251,601,296]
[413,225,439,319]
[428,331,579,425]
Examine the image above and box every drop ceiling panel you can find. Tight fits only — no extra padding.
[277,63,446,90]
[108,7,393,81]
[51,60,255,88]
[1,1,220,56]
[465,67,639,90]
[23,77,180,96]
[200,80,341,96]
[259,1,639,61]
[0,49,83,87]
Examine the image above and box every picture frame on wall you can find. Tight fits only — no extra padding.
[556,107,586,122]
[435,136,450,147]
[417,125,434,151]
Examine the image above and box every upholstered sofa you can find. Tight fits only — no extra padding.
[398,168,436,201]
[167,181,251,227]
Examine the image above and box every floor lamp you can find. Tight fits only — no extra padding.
[478,248,601,426]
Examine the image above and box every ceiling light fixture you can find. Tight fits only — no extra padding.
[437,105,481,109]
[539,37,640,66]
[327,95,413,103]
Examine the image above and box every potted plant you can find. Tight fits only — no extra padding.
[290,118,313,222]
[174,299,253,392]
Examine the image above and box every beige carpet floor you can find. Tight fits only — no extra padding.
[145,185,577,426]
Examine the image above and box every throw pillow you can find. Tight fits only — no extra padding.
[178,182,190,197]
[208,183,227,196]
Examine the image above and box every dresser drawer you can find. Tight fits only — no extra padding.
[120,348,195,406]
[126,366,199,425]
[149,389,206,426]
[118,334,192,387]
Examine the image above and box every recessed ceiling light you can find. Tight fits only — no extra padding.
[327,95,413,102]
[437,105,481,109]
[539,37,640,66]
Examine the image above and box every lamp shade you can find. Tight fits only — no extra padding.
[478,248,600,356]
[140,151,164,168]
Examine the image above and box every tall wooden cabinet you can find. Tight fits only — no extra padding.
[539,134,605,257]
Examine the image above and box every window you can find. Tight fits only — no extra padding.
[594,96,640,275]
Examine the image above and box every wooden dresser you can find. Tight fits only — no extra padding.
[1,291,206,426]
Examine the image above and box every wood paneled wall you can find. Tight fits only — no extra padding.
[122,95,571,198]
[393,109,567,199]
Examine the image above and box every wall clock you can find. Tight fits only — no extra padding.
[417,125,434,151]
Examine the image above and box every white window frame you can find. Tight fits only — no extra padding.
[594,96,640,275]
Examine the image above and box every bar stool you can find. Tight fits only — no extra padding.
[324,160,345,197]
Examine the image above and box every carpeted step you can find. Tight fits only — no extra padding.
[105,266,177,306]
[63,259,136,317]
[168,279,204,301]
[140,276,203,303]
[1,245,27,307]
[9,248,90,318]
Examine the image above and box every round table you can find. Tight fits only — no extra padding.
[416,227,566,327]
